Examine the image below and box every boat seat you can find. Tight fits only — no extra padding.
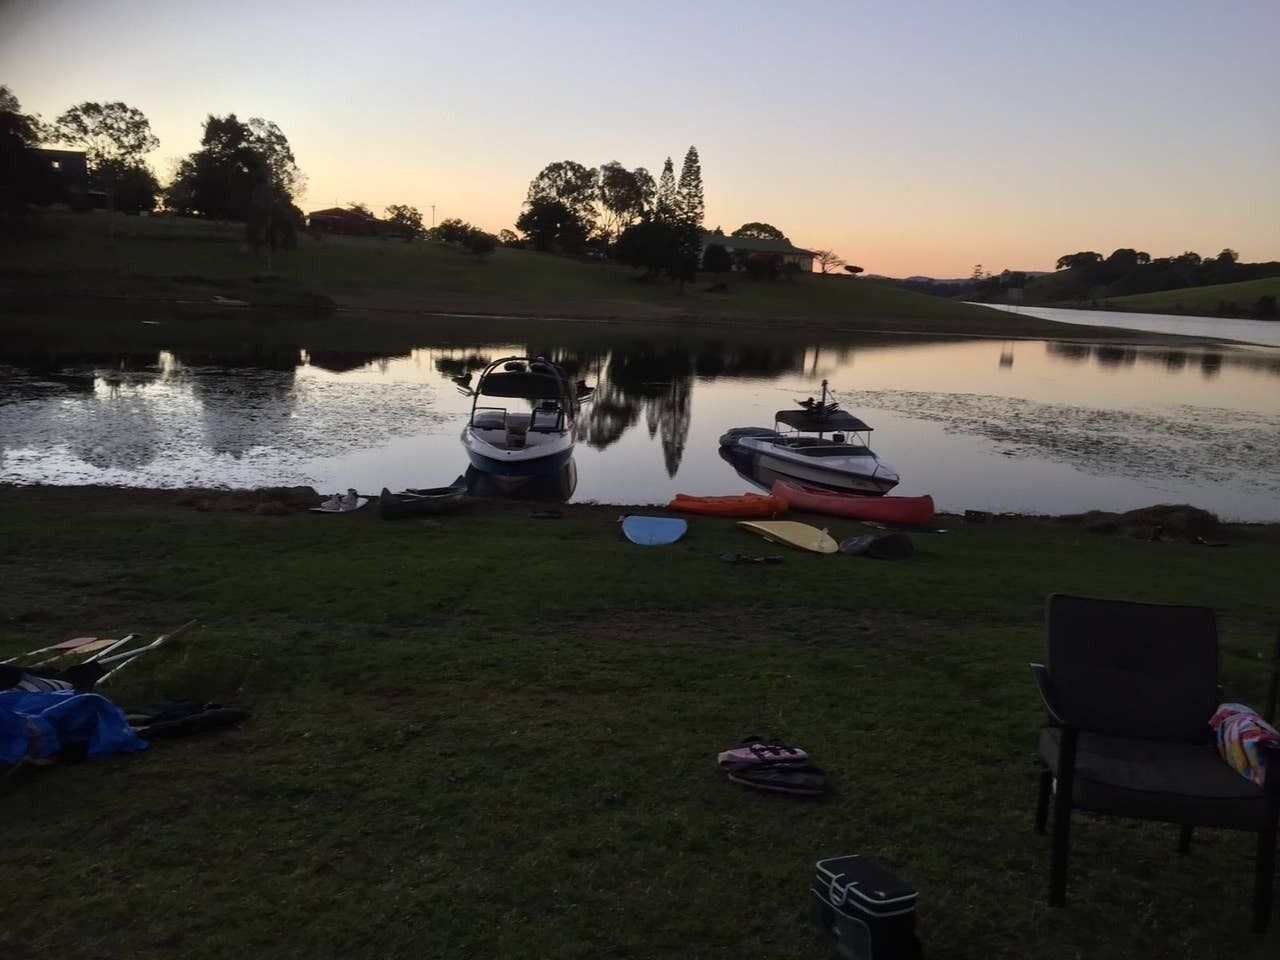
[473,412,505,431]
[529,410,561,432]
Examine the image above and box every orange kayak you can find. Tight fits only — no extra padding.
[771,480,934,525]
[668,492,784,518]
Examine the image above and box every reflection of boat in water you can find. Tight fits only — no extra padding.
[462,356,590,479]
[719,380,899,495]
[464,458,577,503]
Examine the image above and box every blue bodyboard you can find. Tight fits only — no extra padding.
[622,515,688,546]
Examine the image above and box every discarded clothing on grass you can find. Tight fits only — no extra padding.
[0,662,105,694]
[1210,702,1280,786]
[0,690,147,765]
[126,700,250,740]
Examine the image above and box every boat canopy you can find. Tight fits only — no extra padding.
[775,409,872,432]
[477,370,570,400]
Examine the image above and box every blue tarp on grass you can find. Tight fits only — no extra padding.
[0,690,148,764]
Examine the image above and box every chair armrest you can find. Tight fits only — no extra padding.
[1030,663,1066,725]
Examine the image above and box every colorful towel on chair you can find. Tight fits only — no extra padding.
[1210,702,1280,786]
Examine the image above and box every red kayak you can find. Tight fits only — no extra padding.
[668,492,784,518]
[771,480,934,525]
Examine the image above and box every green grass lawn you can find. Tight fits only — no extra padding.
[1098,278,1280,318]
[1,489,1278,959]
[1,211,1103,339]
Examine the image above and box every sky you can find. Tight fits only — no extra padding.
[2,0,1277,277]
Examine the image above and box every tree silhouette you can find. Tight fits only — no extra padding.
[54,100,159,212]
[655,157,677,224]
[1,86,61,212]
[598,161,653,241]
[165,114,303,226]
[526,160,598,229]
[516,197,587,253]
[1055,252,1103,271]
[814,249,845,274]
[676,146,704,229]
[384,204,423,238]
[733,222,787,240]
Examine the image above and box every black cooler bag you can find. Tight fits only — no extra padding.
[810,854,920,960]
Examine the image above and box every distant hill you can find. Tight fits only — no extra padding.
[1096,277,1279,319]
[1,211,1100,339]
[863,270,1049,297]
[973,251,1280,314]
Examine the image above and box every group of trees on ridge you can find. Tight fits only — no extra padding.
[1,85,309,252]
[866,246,1279,319]
[510,149,705,284]
[991,247,1277,318]
[4,83,864,277]
[508,156,855,282]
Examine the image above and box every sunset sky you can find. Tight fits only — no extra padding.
[2,0,1276,277]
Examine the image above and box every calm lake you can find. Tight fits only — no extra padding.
[2,320,1279,520]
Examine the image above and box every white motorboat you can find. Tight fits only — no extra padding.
[462,357,587,480]
[719,380,900,495]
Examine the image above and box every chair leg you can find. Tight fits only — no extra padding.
[1253,826,1276,934]
[1178,825,1193,854]
[1049,788,1072,906]
[1049,728,1077,907]
[1034,768,1052,834]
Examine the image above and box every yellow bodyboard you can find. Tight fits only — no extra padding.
[737,520,839,554]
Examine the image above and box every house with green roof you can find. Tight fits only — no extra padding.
[700,232,816,273]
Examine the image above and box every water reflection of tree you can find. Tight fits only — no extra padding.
[581,348,694,476]
[68,380,162,470]
[1045,342,1091,362]
[307,351,404,374]
[1094,345,1137,368]
[433,353,492,381]
[1045,341,1279,379]
[692,344,807,380]
[173,351,302,459]
[580,377,642,449]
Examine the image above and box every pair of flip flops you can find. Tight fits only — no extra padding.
[718,740,827,796]
[720,554,784,565]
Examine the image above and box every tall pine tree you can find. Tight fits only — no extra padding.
[675,146,704,229]
[655,157,677,224]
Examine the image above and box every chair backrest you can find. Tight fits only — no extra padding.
[1047,593,1218,742]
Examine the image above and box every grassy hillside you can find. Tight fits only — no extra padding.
[1098,277,1280,318]
[2,488,1279,959]
[1,212,1097,338]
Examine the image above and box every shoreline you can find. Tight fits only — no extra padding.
[4,286,1264,353]
[4,483,1276,536]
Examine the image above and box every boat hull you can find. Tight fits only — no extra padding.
[462,426,575,478]
[669,492,783,518]
[379,479,467,520]
[772,480,934,525]
[737,437,899,495]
